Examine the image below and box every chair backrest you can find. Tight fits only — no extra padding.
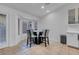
[41,29,49,37]
[30,30,36,37]
[44,29,49,37]
[39,32,43,36]
[33,32,37,36]
[27,30,31,38]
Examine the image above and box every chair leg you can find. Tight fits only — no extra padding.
[45,38,47,47]
[30,38,32,47]
[27,37,29,46]
[47,37,49,45]
[42,37,44,43]
[41,37,43,43]
[30,43,31,47]
[33,37,35,43]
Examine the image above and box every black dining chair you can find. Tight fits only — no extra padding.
[38,32,43,43]
[42,29,49,47]
[33,32,38,44]
[26,30,35,47]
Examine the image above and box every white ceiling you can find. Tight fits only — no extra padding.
[0,3,67,17]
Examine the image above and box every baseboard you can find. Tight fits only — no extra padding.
[68,45,79,49]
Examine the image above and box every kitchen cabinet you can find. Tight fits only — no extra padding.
[67,32,79,48]
[68,8,79,24]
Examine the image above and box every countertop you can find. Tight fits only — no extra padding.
[67,31,79,34]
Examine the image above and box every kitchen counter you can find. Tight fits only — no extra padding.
[67,31,79,48]
[67,31,79,34]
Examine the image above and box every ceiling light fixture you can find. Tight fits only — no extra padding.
[41,6,44,9]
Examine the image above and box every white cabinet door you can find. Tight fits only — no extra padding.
[67,33,79,48]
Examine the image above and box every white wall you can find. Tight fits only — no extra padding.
[39,3,79,43]
[17,17,38,45]
[0,5,38,48]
